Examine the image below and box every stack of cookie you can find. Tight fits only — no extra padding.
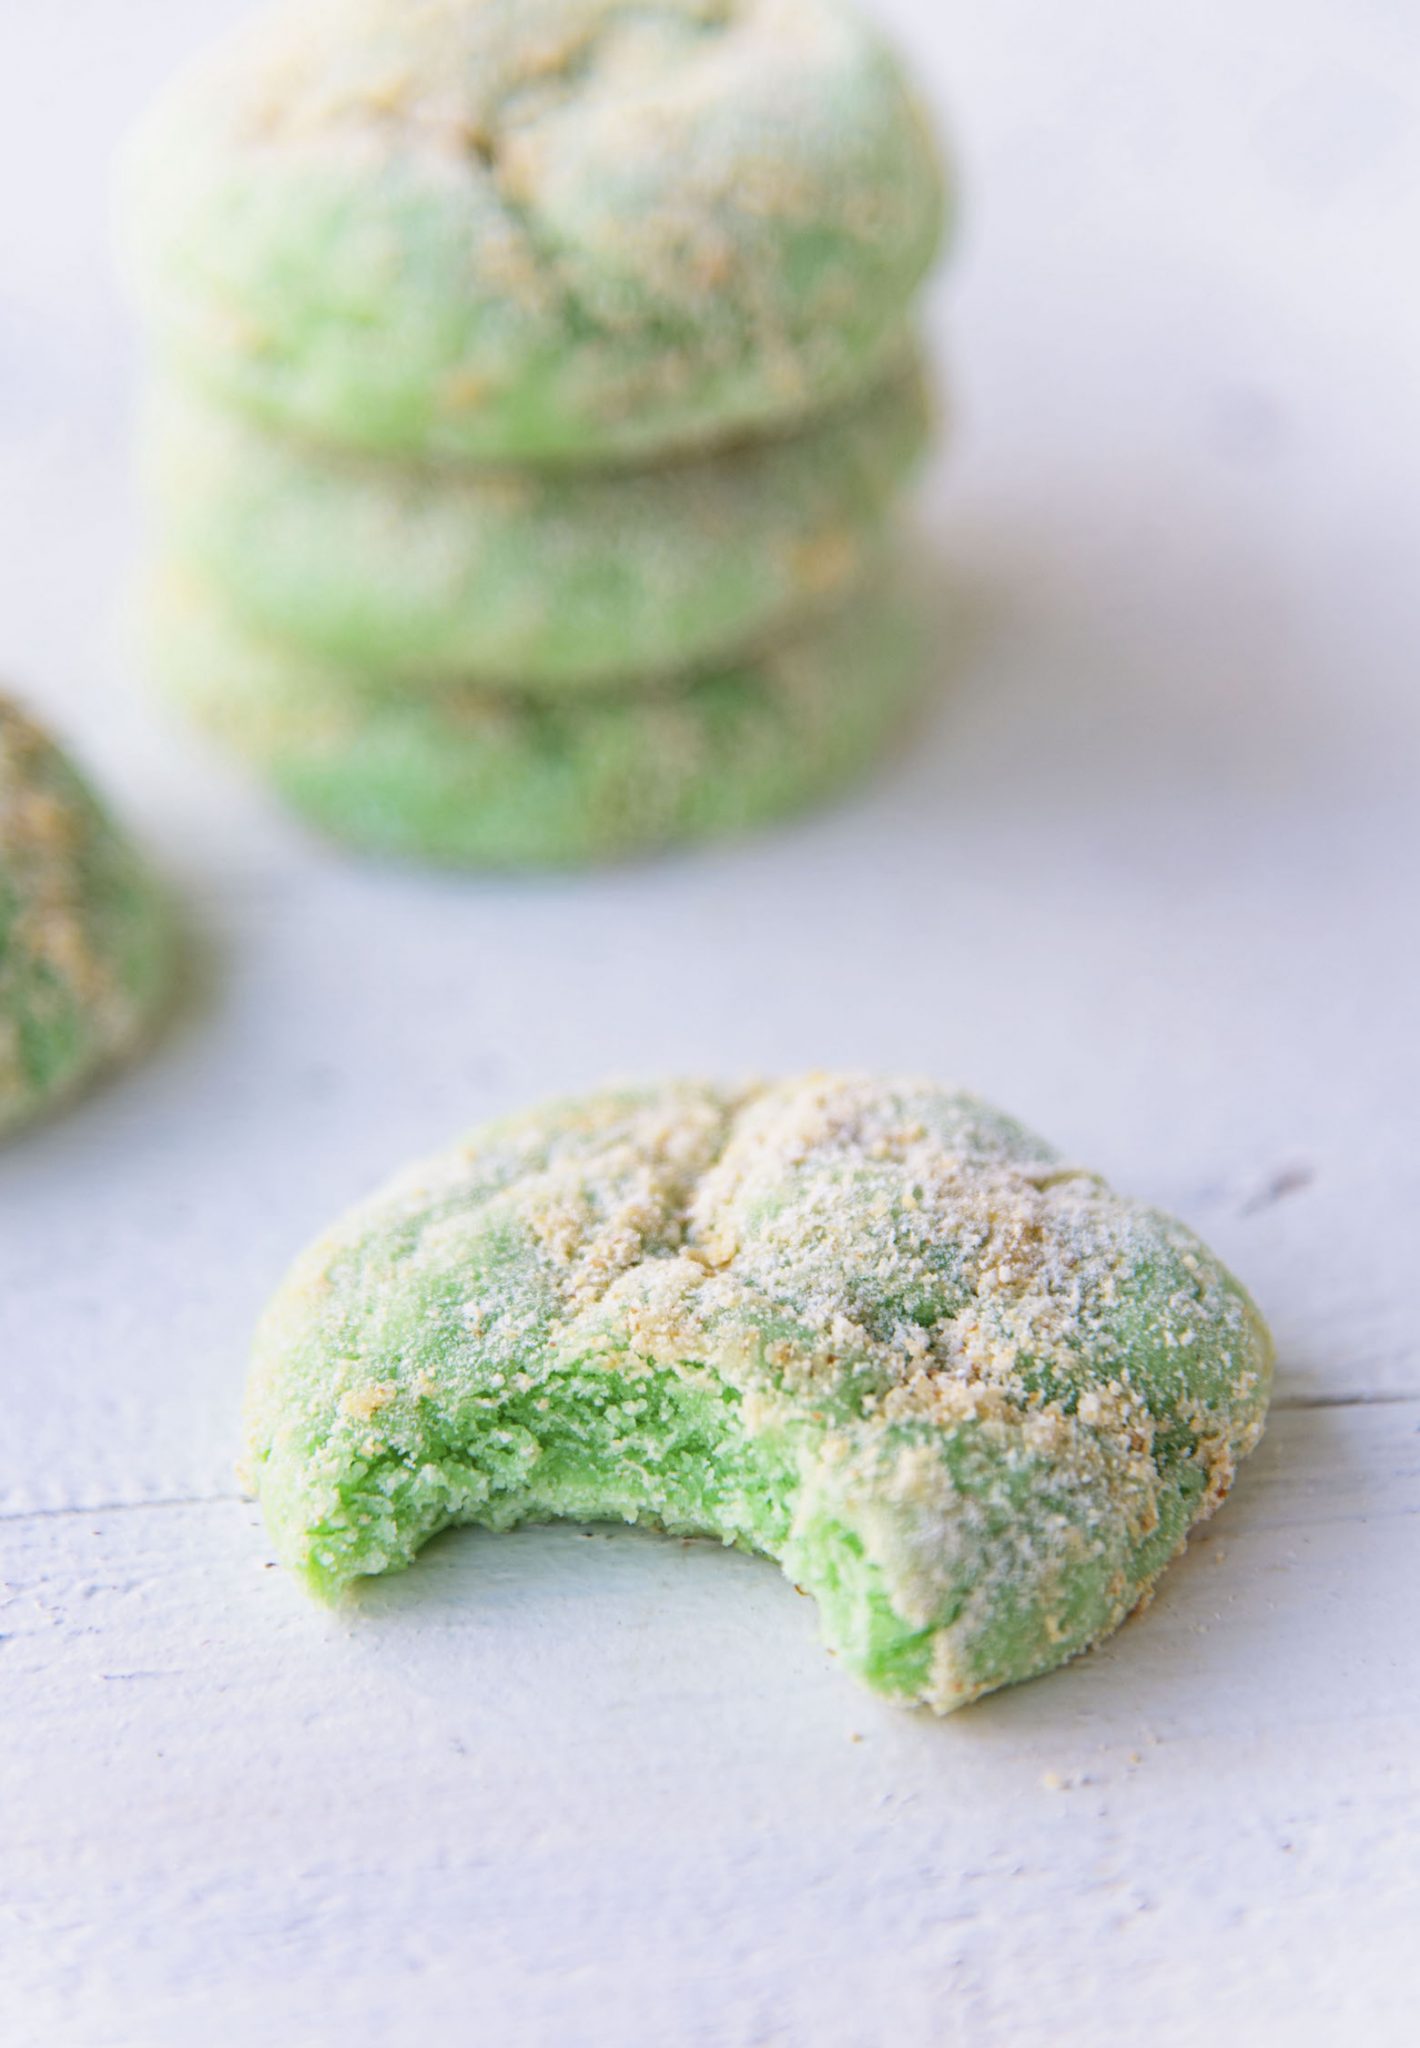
[122,0,947,867]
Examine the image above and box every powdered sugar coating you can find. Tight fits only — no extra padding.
[121,0,947,461]
[246,1074,1273,1711]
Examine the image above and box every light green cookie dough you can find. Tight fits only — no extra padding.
[0,697,172,1137]
[143,570,926,867]
[121,0,947,463]
[244,1074,1274,1713]
[143,359,932,690]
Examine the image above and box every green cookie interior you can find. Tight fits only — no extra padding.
[142,569,927,868]
[0,697,172,1136]
[121,0,947,462]
[143,357,932,690]
[245,1076,1274,1711]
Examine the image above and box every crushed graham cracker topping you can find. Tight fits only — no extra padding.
[247,1076,1274,1707]
[128,0,946,455]
[258,1073,1271,1513]
[0,695,169,1128]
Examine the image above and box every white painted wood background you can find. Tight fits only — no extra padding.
[2,3,1418,2043]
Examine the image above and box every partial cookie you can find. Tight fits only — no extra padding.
[244,1074,1274,1712]
[142,569,926,867]
[144,360,931,691]
[0,697,172,1137]
[121,0,947,463]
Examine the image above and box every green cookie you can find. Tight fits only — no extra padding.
[143,569,926,867]
[244,1074,1274,1713]
[121,0,947,463]
[0,697,172,1138]
[144,359,931,691]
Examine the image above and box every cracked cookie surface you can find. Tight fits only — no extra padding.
[121,0,948,462]
[245,1074,1274,1711]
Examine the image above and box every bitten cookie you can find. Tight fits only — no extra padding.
[121,0,947,462]
[244,1074,1274,1711]
[144,359,931,690]
[0,697,171,1136]
[143,570,926,867]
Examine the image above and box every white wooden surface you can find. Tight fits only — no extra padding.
[2,4,1418,2043]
